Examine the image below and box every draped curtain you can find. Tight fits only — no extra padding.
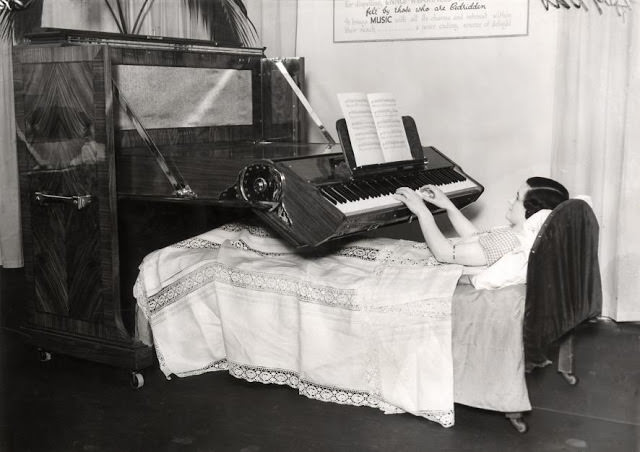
[550,8,640,321]
[0,0,298,268]
[0,37,22,268]
[250,0,299,57]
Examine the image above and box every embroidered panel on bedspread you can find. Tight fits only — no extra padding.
[134,222,463,428]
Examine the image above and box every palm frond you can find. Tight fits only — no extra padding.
[102,0,125,34]
[132,0,155,35]
[0,0,36,40]
[182,0,257,47]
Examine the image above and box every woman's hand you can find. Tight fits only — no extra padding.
[394,187,432,217]
[419,185,454,210]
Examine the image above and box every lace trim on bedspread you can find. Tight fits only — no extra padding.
[168,240,441,274]
[145,261,450,320]
[173,238,222,249]
[219,222,275,237]
[225,360,454,428]
[167,221,440,268]
[146,262,358,315]
[228,239,290,256]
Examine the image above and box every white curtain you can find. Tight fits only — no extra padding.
[550,8,640,321]
[0,38,22,268]
[248,0,299,57]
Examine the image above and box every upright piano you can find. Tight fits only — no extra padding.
[11,30,482,384]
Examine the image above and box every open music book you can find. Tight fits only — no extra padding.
[337,92,413,166]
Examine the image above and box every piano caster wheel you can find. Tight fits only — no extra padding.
[130,371,144,390]
[505,413,528,434]
[560,372,579,386]
[38,349,52,362]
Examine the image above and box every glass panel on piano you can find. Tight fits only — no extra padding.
[113,66,253,130]
[261,58,306,142]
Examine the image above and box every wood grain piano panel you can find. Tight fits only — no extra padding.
[29,169,102,322]
[12,43,149,360]
[254,163,346,248]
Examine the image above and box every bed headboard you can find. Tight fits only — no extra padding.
[523,199,603,363]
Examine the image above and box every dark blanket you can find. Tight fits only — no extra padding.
[524,199,602,363]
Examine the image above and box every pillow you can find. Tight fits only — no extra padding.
[470,209,551,290]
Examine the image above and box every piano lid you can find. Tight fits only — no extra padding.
[24,28,266,54]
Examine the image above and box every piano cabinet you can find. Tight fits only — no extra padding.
[10,31,306,386]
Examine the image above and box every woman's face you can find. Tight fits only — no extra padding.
[506,183,530,226]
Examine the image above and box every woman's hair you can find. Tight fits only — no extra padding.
[523,177,569,219]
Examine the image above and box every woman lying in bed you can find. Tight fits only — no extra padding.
[133,176,570,425]
[394,176,569,289]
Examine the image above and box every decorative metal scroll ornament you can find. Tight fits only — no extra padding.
[238,161,292,226]
[238,161,283,209]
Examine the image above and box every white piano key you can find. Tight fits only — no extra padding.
[333,179,479,215]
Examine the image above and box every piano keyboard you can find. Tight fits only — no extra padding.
[318,167,477,215]
[236,148,483,247]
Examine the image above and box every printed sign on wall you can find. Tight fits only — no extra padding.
[334,0,529,42]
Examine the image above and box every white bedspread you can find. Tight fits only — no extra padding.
[134,222,463,427]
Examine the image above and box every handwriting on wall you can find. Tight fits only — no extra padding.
[540,0,633,18]
[333,0,529,42]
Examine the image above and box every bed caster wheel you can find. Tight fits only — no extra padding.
[130,371,144,389]
[38,349,52,362]
[560,372,579,386]
[505,413,528,434]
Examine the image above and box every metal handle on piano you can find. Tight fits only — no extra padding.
[34,192,93,210]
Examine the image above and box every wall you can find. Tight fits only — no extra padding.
[293,0,559,239]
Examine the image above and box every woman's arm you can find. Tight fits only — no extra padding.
[420,185,479,237]
[394,187,487,266]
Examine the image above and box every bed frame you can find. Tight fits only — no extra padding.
[507,198,602,432]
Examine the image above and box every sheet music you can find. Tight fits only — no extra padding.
[367,93,412,163]
[337,92,412,166]
[337,92,385,166]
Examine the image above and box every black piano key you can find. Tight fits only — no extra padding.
[431,169,448,185]
[362,179,382,198]
[344,184,363,201]
[320,187,339,204]
[326,186,349,203]
[335,184,358,202]
[447,167,466,182]
[389,175,404,189]
[366,179,387,197]
[440,168,457,184]
[379,176,397,194]
[358,181,377,198]
[424,172,438,185]
[403,174,419,189]
[347,182,369,200]
[359,180,379,197]
[407,174,422,189]
[416,172,431,186]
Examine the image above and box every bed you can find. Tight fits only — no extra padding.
[133,199,602,432]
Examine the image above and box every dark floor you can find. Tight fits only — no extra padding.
[1,268,639,452]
